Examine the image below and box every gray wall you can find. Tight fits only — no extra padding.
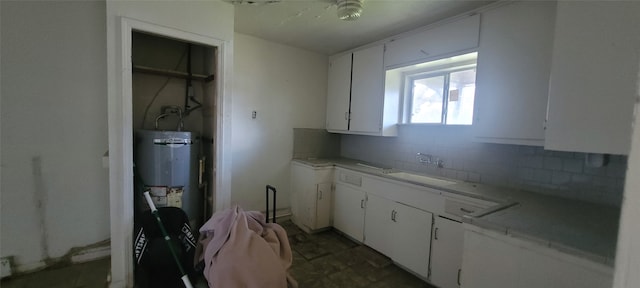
[293,128,341,159]
[231,33,329,212]
[1,1,110,271]
[341,125,626,206]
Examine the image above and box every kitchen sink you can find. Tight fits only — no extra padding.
[356,162,389,171]
[386,171,456,186]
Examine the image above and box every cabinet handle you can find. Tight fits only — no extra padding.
[460,207,475,214]
[361,199,365,209]
[457,269,462,286]
[318,190,322,200]
[434,227,439,240]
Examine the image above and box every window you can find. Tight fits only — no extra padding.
[389,52,477,125]
[409,68,476,125]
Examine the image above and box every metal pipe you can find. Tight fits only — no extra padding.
[154,106,184,131]
[155,113,170,130]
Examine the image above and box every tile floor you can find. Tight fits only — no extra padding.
[1,220,434,288]
[282,220,435,288]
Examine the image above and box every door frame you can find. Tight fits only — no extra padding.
[107,17,232,287]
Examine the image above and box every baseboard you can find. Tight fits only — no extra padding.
[71,245,111,264]
[14,260,47,274]
[9,241,111,275]
[1,257,13,278]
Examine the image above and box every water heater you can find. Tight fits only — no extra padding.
[135,130,201,227]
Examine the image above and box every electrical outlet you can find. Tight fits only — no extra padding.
[1,257,12,278]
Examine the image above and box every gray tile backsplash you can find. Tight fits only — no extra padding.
[293,128,341,159]
[340,125,627,206]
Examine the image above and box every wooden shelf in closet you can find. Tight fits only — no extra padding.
[132,65,214,82]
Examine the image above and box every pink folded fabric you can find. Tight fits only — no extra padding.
[196,205,297,288]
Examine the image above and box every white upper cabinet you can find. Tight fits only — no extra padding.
[384,14,480,68]
[350,45,385,133]
[545,1,640,155]
[326,44,397,136]
[326,52,352,131]
[474,1,556,146]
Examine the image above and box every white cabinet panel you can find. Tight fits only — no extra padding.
[431,216,464,288]
[363,194,433,280]
[290,163,333,232]
[461,228,519,288]
[333,183,366,242]
[363,194,394,256]
[315,182,332,229]
[474,1,556,146]
[326,52,352,131]
[461,227,613,288]
[385,15,480,68]
[392,202,433,279]
[350,45,385,133]
[545,1,640,154]
[326,45,395,136]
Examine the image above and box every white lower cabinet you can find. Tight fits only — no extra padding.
[363,194,394,256]
[430,216,464,288]
[461,226,613,288]
[391,202,433,279]
[364,194,433,279]
[332,182,366,242]
[291,163,334,232]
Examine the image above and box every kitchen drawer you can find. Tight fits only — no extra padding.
[337,170,363,187]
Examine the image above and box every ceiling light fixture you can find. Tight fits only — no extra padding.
[337,0,363,21]
[223,0,281,5]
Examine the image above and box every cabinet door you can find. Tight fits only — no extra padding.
[474,1,556,146]
[314,182,332,229]
[431,216,464,288]
[350,45,385,133]
[384,15,480,68]
[290,163,311,228]
[462,228,613,288]
[545,2,640,154]
[364,194,394,256]
[461,229,519,287]
[326,52,352,131]
[391,202,433,279]
[333,183,366,242]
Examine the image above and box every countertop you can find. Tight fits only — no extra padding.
[292,157,620,266]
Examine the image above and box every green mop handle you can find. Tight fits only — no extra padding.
[143,191,194,288]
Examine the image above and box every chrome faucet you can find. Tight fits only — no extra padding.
[416,152,444,168]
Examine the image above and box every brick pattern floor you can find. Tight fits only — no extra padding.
[1,220,435,288]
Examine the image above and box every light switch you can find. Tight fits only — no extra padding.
[252,111,257,119]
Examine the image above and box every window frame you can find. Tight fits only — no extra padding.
[401,58,477,126]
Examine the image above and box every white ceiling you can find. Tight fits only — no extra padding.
[231,0,494,55]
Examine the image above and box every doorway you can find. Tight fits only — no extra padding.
[108,18,232,287]
[131,31,216,228]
